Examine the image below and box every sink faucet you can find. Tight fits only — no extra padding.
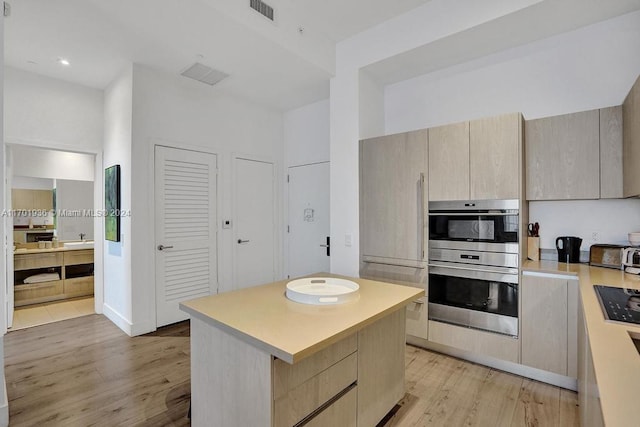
[79,233,86,241]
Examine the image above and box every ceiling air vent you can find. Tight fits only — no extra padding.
[180,62,229,86]
[250,0,274,21]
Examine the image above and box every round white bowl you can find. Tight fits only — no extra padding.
[286,277,359,305]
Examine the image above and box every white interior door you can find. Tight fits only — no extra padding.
[155,146,217,327]
[234,158,275,289]
[288,162,330,278]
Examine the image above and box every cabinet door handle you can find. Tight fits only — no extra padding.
[157,245,174,251]
[237,239,250,244]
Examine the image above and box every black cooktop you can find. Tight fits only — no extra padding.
[594,285,640,325]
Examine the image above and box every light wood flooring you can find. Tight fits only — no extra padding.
[4,315,578,426]
[10,297,95,330]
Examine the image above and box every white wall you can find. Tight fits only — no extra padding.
[102,66,133,334]
[530,200,640,250]
[284,99,329,167]
[11,177,53,190]
[128,64,284,334]
[0,12,8,427]
[10,145,95,181]
[55,180,94,241]
[384,11,640,132]
[4,67,103,151]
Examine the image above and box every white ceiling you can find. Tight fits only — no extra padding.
[4,0,432,110]
[5,0,640,111]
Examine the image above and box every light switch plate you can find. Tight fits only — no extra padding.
[345,233,352,247]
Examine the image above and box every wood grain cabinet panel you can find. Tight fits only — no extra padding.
[11,189,53,210]
[360,130,427,262]
[599,106,623,198]
[305,386,356,427]
[521,273,578,377]
[623,75,640,197]
[14,252,63,270]
[470,113,522,200]
[428,121,469,201]
[526,109,600,200]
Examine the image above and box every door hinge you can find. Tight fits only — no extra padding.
[3,2,10,17]
[287,225,290,233]
[287,174,290,183]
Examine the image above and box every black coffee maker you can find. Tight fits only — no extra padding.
[556,236,582,263]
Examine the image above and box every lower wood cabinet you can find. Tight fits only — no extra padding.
[521,272,578,377]
[14,249,94,306]
[427,320,520,363]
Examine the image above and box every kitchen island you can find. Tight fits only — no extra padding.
[180,275,423,427]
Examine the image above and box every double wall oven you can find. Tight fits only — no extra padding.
[428,200,519,337]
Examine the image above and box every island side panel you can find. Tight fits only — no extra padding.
[357,308,406,427]
[191,316,272,427]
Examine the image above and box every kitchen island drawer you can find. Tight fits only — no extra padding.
[273,352,357,427]
[15,280,64,307]
[273,333,357,398]
[64,249,94,266]
[14,252,63,270]
[305,385,357,427]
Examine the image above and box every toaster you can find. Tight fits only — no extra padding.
[589,244,625,269]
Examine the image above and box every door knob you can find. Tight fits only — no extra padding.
[157,245,174,251]
[237,239,250,244]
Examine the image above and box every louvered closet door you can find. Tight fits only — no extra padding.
[155,146,217,327]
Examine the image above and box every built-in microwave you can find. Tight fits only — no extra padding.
[429,199,519,253]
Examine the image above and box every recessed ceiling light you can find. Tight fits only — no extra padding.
[57,58,70,66]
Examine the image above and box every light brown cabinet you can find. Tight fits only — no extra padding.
[521,273,578,377]
[599,106,623,198]
[428,113,522,201]
[428,121,469,201]
[360,130,427,263]
[470,113,522,200]
[623,75,640,197]
[14,249,94,306]
[12,189,54,211]
[526,107,623,200]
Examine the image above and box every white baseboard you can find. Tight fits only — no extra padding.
[102,303,132,336]
[102,303,156,337]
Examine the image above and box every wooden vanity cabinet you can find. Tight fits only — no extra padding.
[14,249,94,306]
[12,189,54,211]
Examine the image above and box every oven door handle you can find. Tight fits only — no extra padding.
[428,262,519,279]
[427,212,515,216]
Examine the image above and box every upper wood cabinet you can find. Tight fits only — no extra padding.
[428,121,469,201]
[429,113,522,201]
[360,130,427,262]
[470,113,522,200]
[599,106,623,199]
[12,189,54,211]
[526,110,600,200]
[623,75,640,197]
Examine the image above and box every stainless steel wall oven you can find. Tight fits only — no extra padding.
[428,200,519,337]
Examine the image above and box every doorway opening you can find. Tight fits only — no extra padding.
[7,145,98,331]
